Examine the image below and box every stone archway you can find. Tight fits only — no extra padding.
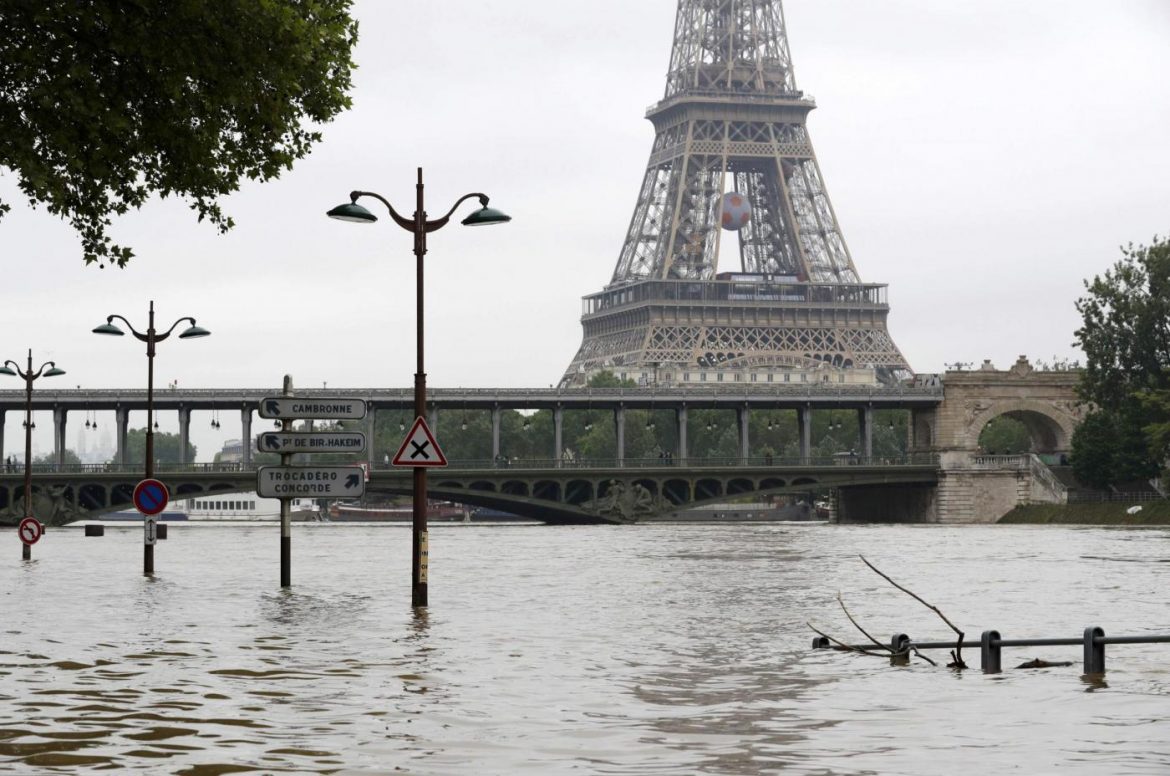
[920,356,1086,455]
[972,404,1075,455]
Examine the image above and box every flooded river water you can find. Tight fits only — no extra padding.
[2,522,1169,774]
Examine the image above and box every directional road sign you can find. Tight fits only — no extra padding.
[256,466,367,499]
[257,432,366,455]
[133,479,170,516]
[392,417,448,467]
[18,516,44,546]
[258,397,366,420]
[144,516,157,546]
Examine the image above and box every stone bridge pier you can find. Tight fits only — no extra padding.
[838,357,1085,524]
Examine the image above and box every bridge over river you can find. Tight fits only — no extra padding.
[0,455,940,526]
[0,362,1083,524]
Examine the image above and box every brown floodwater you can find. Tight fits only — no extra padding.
[2,522,1169,774]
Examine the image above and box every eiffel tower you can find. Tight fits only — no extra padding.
[561,0,911,388]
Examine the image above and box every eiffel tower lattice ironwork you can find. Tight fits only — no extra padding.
[562,0,911,388]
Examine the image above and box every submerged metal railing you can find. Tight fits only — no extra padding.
[813,627,1170,674]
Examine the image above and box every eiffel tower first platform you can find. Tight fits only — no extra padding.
[562,0,911,388]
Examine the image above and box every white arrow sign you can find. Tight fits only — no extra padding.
[257,432,366,454]
[258,398,366,420]
[256,466,368,498]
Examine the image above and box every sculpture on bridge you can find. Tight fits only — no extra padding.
[592,480,662,523]
[1,485,86,527]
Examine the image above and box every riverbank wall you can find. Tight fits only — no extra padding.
[999,502,1170,525]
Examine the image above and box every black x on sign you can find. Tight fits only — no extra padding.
[392,417,448,468]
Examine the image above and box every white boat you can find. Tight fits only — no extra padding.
[181,494,322,521]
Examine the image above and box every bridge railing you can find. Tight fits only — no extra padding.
[419,454,940,471]
[2,453,940,475]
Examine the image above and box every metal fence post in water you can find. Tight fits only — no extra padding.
[890,633,911,664]
[980,630,1001,673]
[1084,626,1105,674]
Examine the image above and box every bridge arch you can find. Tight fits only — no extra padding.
[923,358,1085,456]
[974,403,1074,455]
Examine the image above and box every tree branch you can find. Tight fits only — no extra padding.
[859,555,967,668]
[806,622,887,658]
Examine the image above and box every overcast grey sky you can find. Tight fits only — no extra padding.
[2,0,1169,459]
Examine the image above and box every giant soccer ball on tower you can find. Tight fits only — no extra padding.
[720,191,751,231]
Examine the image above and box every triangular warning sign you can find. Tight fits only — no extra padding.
[392,417,448,467]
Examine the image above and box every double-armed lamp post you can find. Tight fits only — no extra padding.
[94,301,210,575]
[328,167,510,607]
[0,351,65,560]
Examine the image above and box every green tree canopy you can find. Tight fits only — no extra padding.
[117,428,196,465]
[1075,237,1170,407]
[0,1,358,267]
[33,449,81,466]
[1073,236,1170,483]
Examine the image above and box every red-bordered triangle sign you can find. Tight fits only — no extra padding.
[392,417,448,467]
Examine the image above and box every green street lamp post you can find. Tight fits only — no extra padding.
[0,350,65,560]
[328,167,510,608]
[94,301,210,575]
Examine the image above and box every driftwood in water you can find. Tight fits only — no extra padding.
[1016,658,1074,669]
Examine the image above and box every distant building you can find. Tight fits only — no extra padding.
[219,439,243,463]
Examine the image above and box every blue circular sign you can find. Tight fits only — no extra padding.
[133,478,169,516]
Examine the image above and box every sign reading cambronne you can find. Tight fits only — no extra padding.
[258,397,366,420]
[256,466,367,498]
[256,432,367,455]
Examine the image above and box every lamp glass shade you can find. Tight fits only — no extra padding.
[179,325,211,339]
[461,206,511,227]
[44,367,65,377]
[0,366,16,376]
[327,202,378,223]
[92,322,125,336]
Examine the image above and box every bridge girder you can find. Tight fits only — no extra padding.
[0,464,939,526]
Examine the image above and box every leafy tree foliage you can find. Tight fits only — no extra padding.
[117,428,196,465]
[33,449,81,466]
[1072,404,1161,489]
[977,416,1032,455]
[0,1,358,266]
[1072,237,1170,483]
[1075,238,1170,407]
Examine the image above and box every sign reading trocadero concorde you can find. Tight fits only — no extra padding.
[256,466,367,498]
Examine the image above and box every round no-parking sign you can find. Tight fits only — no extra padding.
[133,479,170,516]
[18,516,44,546]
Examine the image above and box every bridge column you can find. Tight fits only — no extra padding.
[178,406,190,464]
[491,405,501,462]
[798,406,811,463]
[53,406,67,466]
[614,405,625,465]
[738,405,750,464]
[553,405,564,468]
[116,407,129,465]
[241,406,252,466]
[366,404,376,466]
[428,405,439,437]
[676,405,688,466]
[859,406,873,461]
[0,409,6,463]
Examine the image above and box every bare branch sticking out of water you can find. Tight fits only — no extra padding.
[835,591,937,667]
[858,555,967,669]
[835,591,890,652]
